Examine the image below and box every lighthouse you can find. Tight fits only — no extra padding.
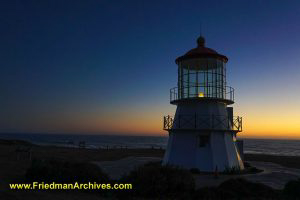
[163,35,244,172]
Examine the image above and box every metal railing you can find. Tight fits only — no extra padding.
[163,114,242,132]
[170,86,234,103]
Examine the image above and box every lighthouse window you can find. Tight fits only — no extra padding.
[178,58,226,100]
[199,135,210,147]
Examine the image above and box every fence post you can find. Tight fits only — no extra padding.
[212,114,214,129]
[194,113,197,129]
[240,117,242,131]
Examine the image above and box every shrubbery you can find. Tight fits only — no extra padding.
[223,166,242,174]
[243,162,264,174]
[283,178,300,199]
[25,159,110,183]
[117,162,195,199]
[194,178,279,200]
[223,163,263,175]
[24,159,300,199]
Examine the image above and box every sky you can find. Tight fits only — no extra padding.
[1,0,300,139]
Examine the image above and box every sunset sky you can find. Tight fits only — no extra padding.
[1,0,300,139]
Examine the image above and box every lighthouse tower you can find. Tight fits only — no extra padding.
[163,36,244,172]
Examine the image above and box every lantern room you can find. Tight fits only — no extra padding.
[171,36,234,104]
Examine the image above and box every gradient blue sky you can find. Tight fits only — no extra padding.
[1,0,300,138]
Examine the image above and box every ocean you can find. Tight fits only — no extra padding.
[0,133,300,156]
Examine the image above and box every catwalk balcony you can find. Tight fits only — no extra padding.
[163,114,242,132]
[170,86,235,105]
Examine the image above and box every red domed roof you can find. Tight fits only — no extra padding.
[184,46,219,55]
[175,36,228,63]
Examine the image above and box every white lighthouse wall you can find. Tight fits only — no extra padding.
[224,133,244,170]
[163,101,244,172]
[195,139,213,171]
[163,132,197,167]
[210,132,229,171]
[175,101,227,116]
[163,131,244,171]
[162,133,173,165]
[173,101,229,130]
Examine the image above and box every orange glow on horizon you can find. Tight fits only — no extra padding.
[11,103,299,139]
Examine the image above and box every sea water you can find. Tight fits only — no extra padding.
[0,133,300,156]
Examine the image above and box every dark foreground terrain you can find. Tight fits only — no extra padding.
[0,139,299,199]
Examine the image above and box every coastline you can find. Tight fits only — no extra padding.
[0,139,299,199]
[0,139,300,169]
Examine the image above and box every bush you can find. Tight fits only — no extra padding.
[243,162,264,174]
[283,178,300,199]
[218,178,278,199]
[190,168,201,174]
[117,162,195,199]
[194,178,279,200]
[25,159,110,184]
[223,166,241,174]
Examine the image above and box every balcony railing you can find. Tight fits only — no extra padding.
[170,86,234,103]
[163,114,242,132]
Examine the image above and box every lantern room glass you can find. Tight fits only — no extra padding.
[178,58,226,99]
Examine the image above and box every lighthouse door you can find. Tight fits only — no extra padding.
[198,135,210,147]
